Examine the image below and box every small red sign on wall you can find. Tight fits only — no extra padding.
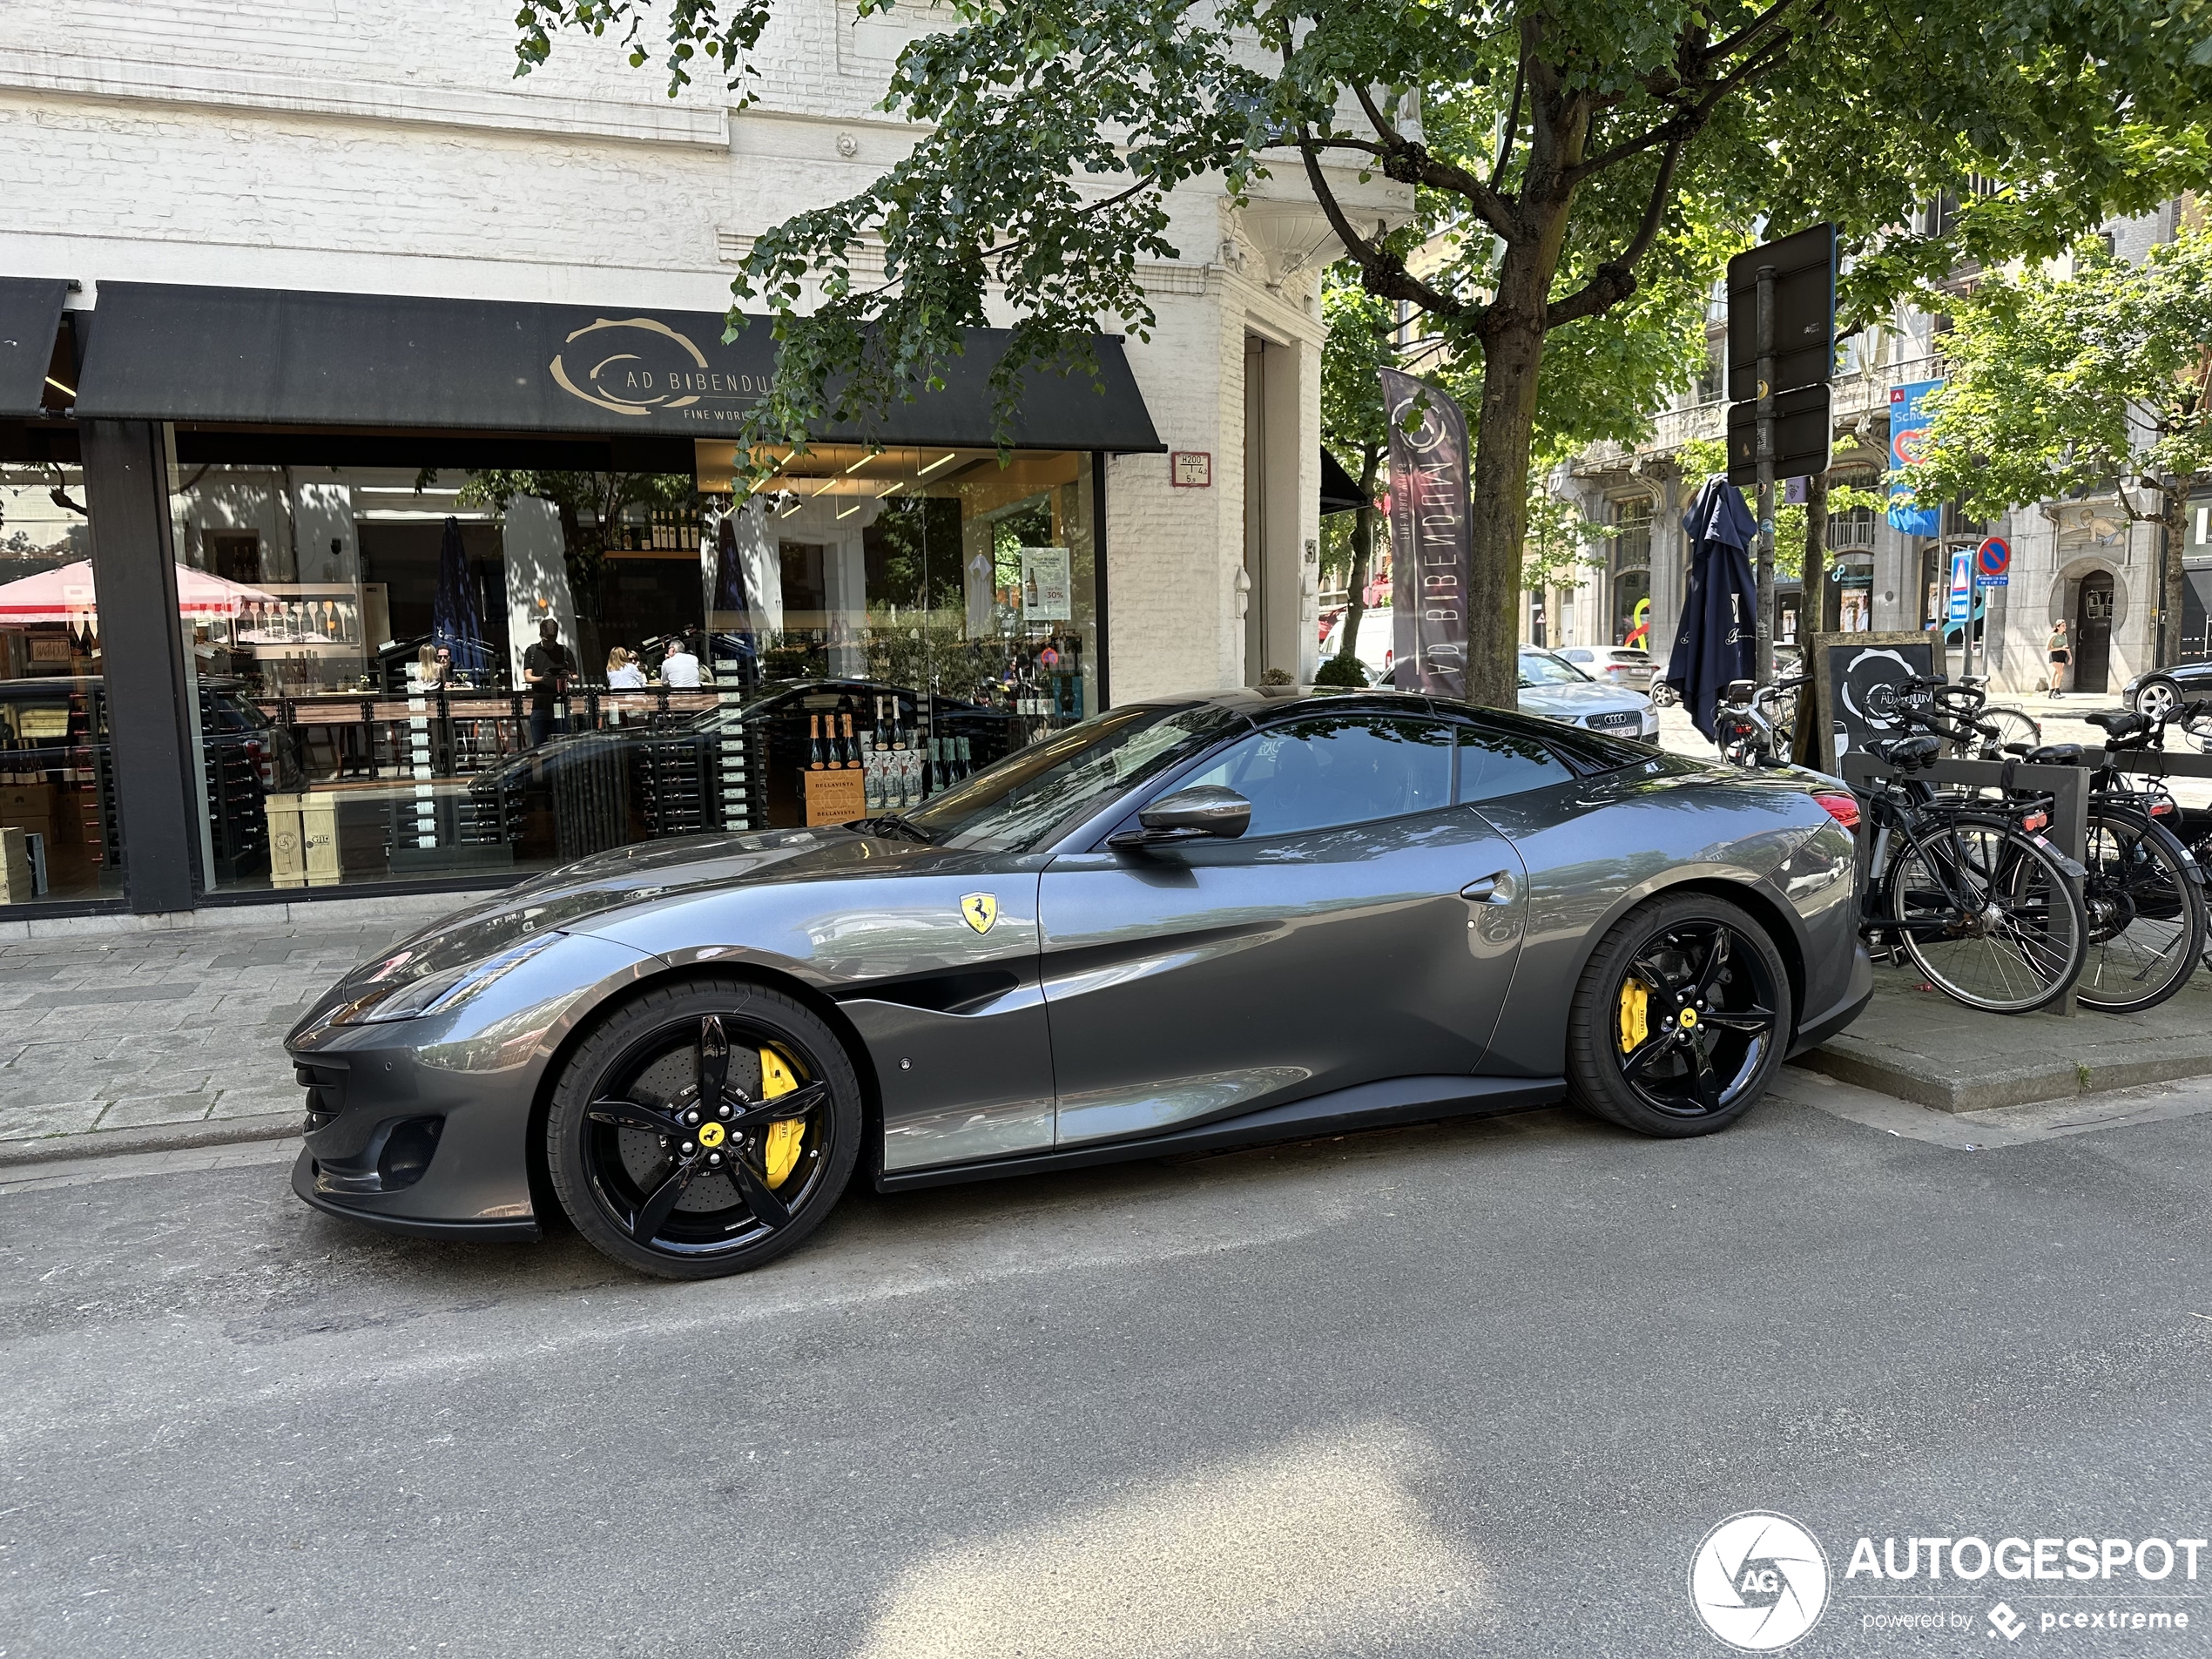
[1170,451,1212,488]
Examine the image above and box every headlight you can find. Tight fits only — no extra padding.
[331,936,561,1025]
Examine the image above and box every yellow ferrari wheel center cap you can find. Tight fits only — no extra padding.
[697,1121,726,1149]
[1679,1008,1699,1030]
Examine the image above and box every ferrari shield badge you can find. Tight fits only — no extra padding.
[960,893,998,934]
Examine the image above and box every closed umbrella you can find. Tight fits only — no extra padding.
[1663,476,1758,741]
[708,512,758,686]
[431,516,490,678]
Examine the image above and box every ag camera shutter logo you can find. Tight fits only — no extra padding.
[1689,1512,1831,1650]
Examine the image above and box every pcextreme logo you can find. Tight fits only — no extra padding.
[1689,1512,1831,1651]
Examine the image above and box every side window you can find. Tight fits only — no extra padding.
[1456,725,1574,804]
[1181,714,1454,836]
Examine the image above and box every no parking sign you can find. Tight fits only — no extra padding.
[1975,536,2011,587]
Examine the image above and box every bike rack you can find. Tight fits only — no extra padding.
[1839,752,2090,1019]
[2082,744,2212,786]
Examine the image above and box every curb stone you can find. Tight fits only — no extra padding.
[0,1111,302,1170]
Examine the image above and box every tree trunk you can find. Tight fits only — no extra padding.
[1802,472,1829,637]
[1339,442,1383,669]
[1467,255,1558,708]
[2160,476,2195,668]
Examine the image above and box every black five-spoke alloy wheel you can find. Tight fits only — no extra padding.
[1566,893,1792,1136]
[548,981,861,1278]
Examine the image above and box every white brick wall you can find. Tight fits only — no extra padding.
[1,0,1403,700]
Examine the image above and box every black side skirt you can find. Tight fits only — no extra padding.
[874,1074,1568,1193]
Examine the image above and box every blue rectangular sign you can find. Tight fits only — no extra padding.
[1888,379,1943,537]
[1947,550,1973,623]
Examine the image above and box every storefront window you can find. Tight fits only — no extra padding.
[0,461,123,906]
[163,441,1100,893]
[1611,497,1653,649]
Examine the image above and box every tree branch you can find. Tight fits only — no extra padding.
[1545,139,1687,328]
[1568,30,1792,184]
[1491,44,1528,192]
[1351,81,1521,239]
[1296,133,1476,321]
[1699,0,1811,72]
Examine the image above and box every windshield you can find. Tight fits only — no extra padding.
[1518,650,1591,687]
[900,702,1249,851]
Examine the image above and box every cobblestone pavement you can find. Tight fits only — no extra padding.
[0,918,411,1158]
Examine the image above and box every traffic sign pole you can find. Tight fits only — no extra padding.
[1756,264,1776,683]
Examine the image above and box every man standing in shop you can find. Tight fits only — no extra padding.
[524,617,573,745]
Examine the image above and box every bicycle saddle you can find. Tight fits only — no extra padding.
[2081,709,2148,739]
[1871,735,1942,770]
[2020,742,2086,765]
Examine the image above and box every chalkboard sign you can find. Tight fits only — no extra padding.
[1809,629,1944,773]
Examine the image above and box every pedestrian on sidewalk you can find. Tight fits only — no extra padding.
[2047,619,2072,697]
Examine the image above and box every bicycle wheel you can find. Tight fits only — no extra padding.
[2076,806,2207,1013]
[1885,812,2087,1013]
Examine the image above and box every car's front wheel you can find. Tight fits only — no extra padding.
[547,981,861,1278]
[1565,893,1793,1136]
[2134,678,2181,721]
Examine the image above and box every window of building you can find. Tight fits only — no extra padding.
[0,461,122,905]
[160,442,1101,894]
[1827,470,1878,551]
[1611,496,1654,650]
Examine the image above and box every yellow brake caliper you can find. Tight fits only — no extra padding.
[759,1047,806,1188]
[1619,978,1649,1055]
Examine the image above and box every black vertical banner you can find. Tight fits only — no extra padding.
[1380,368,1470,697]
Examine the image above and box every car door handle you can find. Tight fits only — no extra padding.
[1460,872,1516,904]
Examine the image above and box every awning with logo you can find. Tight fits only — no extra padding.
[0,277,69,420]
[71,282,1164,452]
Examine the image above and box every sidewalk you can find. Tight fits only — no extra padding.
[0,911,417,1165]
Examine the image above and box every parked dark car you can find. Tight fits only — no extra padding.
[288,687,1871,1280]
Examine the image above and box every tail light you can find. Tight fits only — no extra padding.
[1812,792,1861,831]
[2020,810,2049,833]
[2151,799,2175,816]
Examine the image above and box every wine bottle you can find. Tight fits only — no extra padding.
[840,711,857,768]
[807,714,825,770]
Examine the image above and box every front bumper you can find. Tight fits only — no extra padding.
[285,929,657,1240]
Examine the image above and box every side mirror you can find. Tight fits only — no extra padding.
[1108,785,1252,849]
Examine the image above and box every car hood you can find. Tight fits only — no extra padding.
[342,827,921,988]
[1518,681,1648,718]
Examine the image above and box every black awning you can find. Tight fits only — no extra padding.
[72,282,1164,452]
[0,278,68,420]
[1319,447,1368,514]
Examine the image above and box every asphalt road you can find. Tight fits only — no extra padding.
[3,1086,2209,1658]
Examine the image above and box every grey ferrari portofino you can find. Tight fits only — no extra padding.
[287,688,1871,1278]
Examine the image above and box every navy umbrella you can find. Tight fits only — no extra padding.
[1662,476,1758,742]
[431,515,491,678]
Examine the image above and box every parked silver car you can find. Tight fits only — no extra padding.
[1554,644,1656,692]
[1518,649,1660,744]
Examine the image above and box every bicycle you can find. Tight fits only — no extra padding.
[2010,699,2212,1010]
[1714,675,1807,771]
[1851,727,2089,1015]
[1942,675,2040,759]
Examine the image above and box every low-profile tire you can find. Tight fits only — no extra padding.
[548,980,862,1279]
[1566,892,1794,1138]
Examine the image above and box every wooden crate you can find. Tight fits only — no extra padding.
[802,768,866,826]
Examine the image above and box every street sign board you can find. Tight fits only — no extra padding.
[1975,536,2011,580]
[1725,384,1833,484]
[1947,550,1973,623]
[1726,223,1838,402]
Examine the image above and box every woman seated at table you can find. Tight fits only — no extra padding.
[605,646,646,689]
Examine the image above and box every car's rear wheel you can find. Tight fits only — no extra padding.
[2134,678,2181,721]
[547,981,861,1278]
[1566,893,1793,1137]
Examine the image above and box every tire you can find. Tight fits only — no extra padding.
[1886,813,2087,1014]
[547,980,862,1279]
[2134,678,2180,721]
[1566,892,1794,1137]
[2076,807,2208,1014]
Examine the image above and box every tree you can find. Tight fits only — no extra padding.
[516,0,2212,705]
[1911,231,2212,666]
[1318,282,1393,669]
